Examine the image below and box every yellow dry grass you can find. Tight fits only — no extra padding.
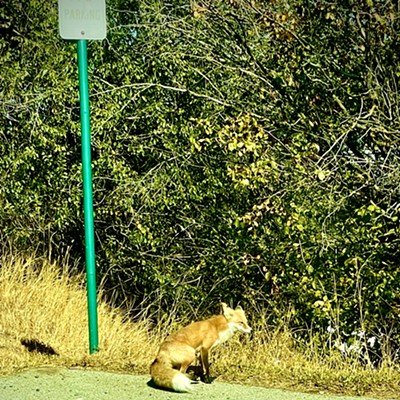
[1,252,399,399]
[0,253,157,374]
[213,329,400,398]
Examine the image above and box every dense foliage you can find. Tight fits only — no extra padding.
[1,0,400,346]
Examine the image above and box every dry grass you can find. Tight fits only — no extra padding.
[1,252,400,398]
[0,253,157,374]
[213,328,400,398]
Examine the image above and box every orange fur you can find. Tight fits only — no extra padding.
[150,302,251,392]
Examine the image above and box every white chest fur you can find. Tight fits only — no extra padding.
[211,323,236,349]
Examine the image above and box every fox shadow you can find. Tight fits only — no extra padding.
[146,378,203,393]
[187,365,217,384]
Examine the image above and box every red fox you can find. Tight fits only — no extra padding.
[150,302,251,392]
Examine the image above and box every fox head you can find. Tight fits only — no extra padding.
[221,302,251,334]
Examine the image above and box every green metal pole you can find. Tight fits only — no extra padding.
[77,39,99,354]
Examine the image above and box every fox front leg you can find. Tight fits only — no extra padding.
[199,348,213,383]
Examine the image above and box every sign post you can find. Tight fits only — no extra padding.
[58,0,106,354]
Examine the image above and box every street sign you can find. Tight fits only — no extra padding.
[58,0,106,40]
[58,0,107,354]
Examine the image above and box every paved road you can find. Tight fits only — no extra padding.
[0,368,376,400]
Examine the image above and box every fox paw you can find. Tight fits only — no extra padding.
[200,375,215,384]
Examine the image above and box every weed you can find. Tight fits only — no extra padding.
[0,252,399,398]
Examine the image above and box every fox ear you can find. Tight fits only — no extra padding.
[221,302,234,318]
[235,305,243,311]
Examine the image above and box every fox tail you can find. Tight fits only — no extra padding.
[150,358,193,393]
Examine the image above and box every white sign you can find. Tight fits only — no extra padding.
[58,0,106,40]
